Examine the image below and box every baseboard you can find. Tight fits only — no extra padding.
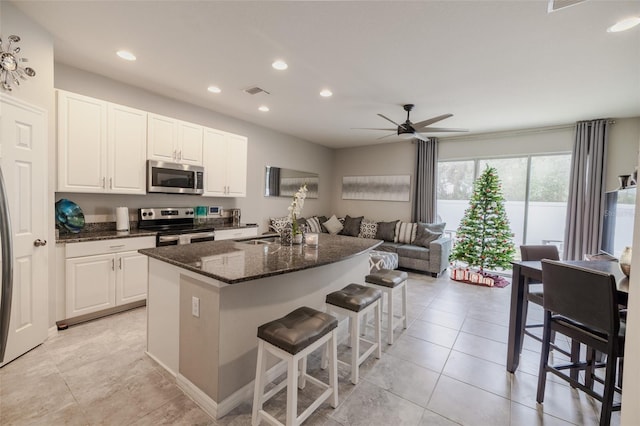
[144,351,177,378]
[176,361,288,419]
[176,374,219,419]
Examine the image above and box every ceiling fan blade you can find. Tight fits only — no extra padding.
[376,133,398,140]
[418,127,469,133]
[351,127,397,131]
[411,114,453,130]
[377,113,404,128]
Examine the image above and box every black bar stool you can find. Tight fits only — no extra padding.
[252,306,339,426]
[323,283,382,384]
[365,269,408,345]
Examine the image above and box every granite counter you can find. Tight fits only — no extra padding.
[139,233,380,284]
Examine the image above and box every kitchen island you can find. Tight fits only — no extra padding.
[140,233,381,419]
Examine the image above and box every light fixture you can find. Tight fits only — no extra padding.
[607,16,640,33]
[0,35,36,92]
[319,89,333,98]
[258,105,270,112]
[272,60,288,70]
[116,50,136,61]
[207,85,221,94]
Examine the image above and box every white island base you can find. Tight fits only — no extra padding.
[145,253,370,419]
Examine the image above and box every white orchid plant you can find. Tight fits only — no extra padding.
[288,183,308,235]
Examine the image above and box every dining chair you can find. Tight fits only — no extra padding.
[519,245,562,348]
[537,259,624,426]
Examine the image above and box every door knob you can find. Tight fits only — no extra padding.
[33,239,47,247]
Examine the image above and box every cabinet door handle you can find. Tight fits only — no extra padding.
[102,177,106,188]
[173,149,177,160]
[119,258,122,269]
[109,244,125,249]
[178,150,182,161]
[111,258,115,271]
[109,177,113,189]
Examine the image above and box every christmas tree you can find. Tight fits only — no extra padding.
[450,166,516,270]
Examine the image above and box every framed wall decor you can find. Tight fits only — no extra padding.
[342,175,411,202]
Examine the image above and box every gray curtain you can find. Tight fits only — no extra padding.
[563,119,610,260]
[412,137,438,223]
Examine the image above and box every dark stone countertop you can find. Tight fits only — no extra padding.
[57,228,158,244]
[57,223,258,244]
[139,233,382,284]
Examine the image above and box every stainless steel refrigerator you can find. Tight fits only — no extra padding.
[0,167,13,363]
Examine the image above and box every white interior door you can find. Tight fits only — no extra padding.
[0,95,48,366]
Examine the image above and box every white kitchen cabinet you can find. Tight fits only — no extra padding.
[147,113,203,166]
[57,90,146,194]
[64,237,155,318]
[214,227,258,241]
[203,128,248,197]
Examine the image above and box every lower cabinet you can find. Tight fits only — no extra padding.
[64,236,155,318]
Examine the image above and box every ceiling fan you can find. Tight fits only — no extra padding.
[357,104,467,141]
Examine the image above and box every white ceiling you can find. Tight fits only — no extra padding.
[12,0,640,148]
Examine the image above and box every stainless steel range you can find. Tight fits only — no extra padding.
[138,207,216,246]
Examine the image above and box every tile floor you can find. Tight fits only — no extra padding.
[0,271,620,425]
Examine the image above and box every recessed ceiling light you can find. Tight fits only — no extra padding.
[258,105,270,112]
[320,89,333,98]
[272,60,288,70]
[116,50,136,61]
[207,85,221,94]
[607,16,640,33]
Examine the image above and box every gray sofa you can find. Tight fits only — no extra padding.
[374,237,452,277]
[269,215,453,277]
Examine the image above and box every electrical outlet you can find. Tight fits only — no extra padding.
[192,296,200,318]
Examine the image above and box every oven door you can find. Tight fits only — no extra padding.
[147,160,204,195]
[156,231,215,246]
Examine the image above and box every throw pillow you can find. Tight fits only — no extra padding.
[420,222,446,234]
[269,216,290,233]
[339,215,364,237]
[317,215,329,232]
[306,216,323,233]
[323,215,344,235]
[375,220,399,242]
[413,226,442,247]
[358,219,378,239]
[395,222,417,244]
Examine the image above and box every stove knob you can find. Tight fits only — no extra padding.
[148,211,154,216]
[142,212,147,217]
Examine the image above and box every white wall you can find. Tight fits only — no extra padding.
[606,117,640,192]
[0,2,56,327]
[54,64,334,232]
[620,134,640,425]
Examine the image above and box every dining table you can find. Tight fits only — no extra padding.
[506,259,629,373]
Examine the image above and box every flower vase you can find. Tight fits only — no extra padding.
[292,233,303,245]
[620,246,632,277]
[280,226,293,246]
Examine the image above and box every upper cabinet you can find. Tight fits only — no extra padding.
[57,90,247,197]
[203,129,248,197]
[147,113,203,166]
[57,90,146,194]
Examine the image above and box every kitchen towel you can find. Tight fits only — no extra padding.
[116,207,130,232]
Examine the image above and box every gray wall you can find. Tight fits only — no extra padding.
[54,64,334,233]
[1,2,56,327]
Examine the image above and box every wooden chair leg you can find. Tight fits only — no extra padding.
[599,348,618,426]
[536,312,552,403]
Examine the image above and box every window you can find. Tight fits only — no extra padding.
[437,154,571,258]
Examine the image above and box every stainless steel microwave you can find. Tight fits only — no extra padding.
[147,160,204,195]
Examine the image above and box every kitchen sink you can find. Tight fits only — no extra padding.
[237,236,280,245]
